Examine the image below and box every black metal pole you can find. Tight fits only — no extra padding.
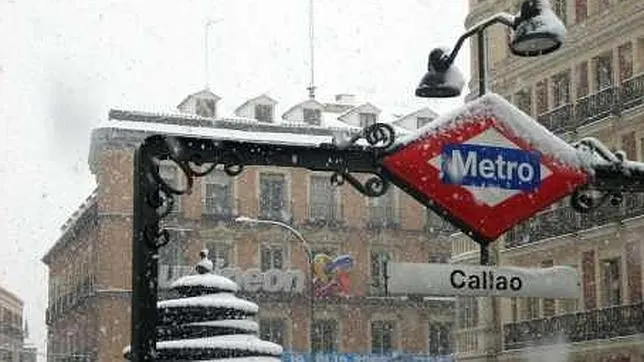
[477,30,487,98]
[477,28,489,265]
[131,145,160,361]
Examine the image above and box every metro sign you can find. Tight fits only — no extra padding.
[382,97,589,243]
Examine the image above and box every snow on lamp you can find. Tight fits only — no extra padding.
[415,48,466,98]
[509,0,566,57]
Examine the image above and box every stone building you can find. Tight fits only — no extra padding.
[43,90,456,361]
[450,0,644,361]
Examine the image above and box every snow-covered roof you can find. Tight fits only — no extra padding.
[391,107,439,125]
[171,274,239,293]
[337,102,381,121]
[281,98,324,120]
[158,293,259,313]
[95,119,334,146]
[391,93,590,170]
[177,88,222,109]
[234,94,278,114]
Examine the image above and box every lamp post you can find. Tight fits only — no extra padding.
[414,1,567,359]
[235,216,316,356]
[415,0,566,262]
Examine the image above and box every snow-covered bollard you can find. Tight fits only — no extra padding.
[124,252,282,361]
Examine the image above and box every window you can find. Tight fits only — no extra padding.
[303,108,322,125]
[510,297,518,321]
[525,298,540,319]
[620,132,636,160]
[428,322,452,356]
[416,117,431,128]
[542,260,555,317]
[261,244,285,271]
[195,98,216,118]
[204,171,233,217]
[259,173,287,221]
[359,113,376,128]
[371,320,395,354]
[601,257,621,306]
[552,0,567,24]
[369,189,397,227]
[259,318,285,346]
[575,0,587,23]
[457,297,478,328]
[309,175,338,221]
[576,61,589,98]
[255,104,273,123]
[514,88,532,115]
[158,230,187,266]
[594,52,613,91]
[426,209,455,234]
[312,319,337,352]
[206,241,232,268]
[536,79,549,115]
[159,163,182,213]
[370,251,392,295]
[552,70,571,107]
[618,42,633,83]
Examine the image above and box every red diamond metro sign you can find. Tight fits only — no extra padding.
[382,94,589,244]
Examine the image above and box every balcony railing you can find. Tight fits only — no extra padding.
[536,103,573,134]
[306,203,343,226]
[503,302,644,350]
[366,206,400,229]
[530,73,644,134]
[621,73,644,111]
[505,194,644,248]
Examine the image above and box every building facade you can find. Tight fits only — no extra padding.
[0,285,36,362]
[451,0,644,361]
[43,90,457,361]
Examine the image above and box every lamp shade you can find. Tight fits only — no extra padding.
[415,48,465,98]
[509,0,566,57]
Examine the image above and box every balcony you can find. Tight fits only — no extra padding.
[621,73,644,111]
[366,206,400,229]
[505,193,644,248]
[530,73,644,134]
[536,103,573,134]
[503,302,644,350]
[305,203,344,227]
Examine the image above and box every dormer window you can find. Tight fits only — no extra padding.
[255,104,273,123]
[303,108,322,125]
[195,98,217,118]
[416,117,431,128]
[359,113,376,128]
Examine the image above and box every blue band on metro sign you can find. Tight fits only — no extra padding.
[440,144,541,191]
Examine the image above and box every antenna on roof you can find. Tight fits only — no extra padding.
[306,0,316,99]
[204,18,223,90]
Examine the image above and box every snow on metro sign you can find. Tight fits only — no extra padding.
[382,94,589,244]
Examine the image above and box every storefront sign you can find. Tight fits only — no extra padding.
[388,262,580,298]
[217,267,305,294]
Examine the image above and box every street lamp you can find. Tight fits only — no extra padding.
[415,0,566,98]
[234,216,316,355]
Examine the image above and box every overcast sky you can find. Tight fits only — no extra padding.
[0,0,469,358]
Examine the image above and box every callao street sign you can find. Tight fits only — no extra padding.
[382,94,589,243]
[387,262,580,298]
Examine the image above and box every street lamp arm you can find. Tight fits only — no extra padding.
[445,12,516,67]
[235,217,313,262]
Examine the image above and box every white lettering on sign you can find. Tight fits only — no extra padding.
[387,263,580,298]
[218,267,305,294]
[450,149,536,183]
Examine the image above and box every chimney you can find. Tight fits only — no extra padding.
[334,94,357,106]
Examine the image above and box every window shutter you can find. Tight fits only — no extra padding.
[582,250,597,309]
